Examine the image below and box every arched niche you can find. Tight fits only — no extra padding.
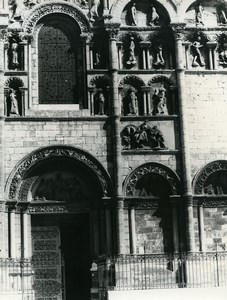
[4,77,25,117]
[89,75,111,116]
[123,162,180,197]
[119,33,143,69]
[148,75,177,115]
[184,0,227,27]
[193,160,227,195]
[6,146,112,203]
[120,0,170,27]
[148,30,175,70]
[110,0,176,24]
[119,75,145,116]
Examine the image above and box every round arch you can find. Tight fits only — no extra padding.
[193,160,227,195]
[22,1,90,35]
[123,162,181,197]
[110,0,178,23]
[6,145,112,201]
[178,0,227,23]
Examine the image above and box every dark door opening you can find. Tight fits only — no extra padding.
[60,214,90,300]
[31,213,91,300]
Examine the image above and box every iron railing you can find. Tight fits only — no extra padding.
[97,251,227,291]
[0,258,34,298]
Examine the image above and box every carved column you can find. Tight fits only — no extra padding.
[182,41,190,70]
[104,199,112,256]
[171,24,195,252]
[106,24,125,254]
[129,205,136,254]
[117,42,123,70]
[88,87,94,116]
[9,207,16,258]
[198,200,205,251]
[81,34,89,109]
[0,30,6,255]
[140,42,151,70]
[207,42,218,70]
[171,198,179,253]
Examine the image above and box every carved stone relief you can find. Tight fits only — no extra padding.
[121,121,167,150]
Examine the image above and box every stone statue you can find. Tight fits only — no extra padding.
[9,89,19,116]
[149,6,159,26]
[195,3,204,26]
[121,125,137,150]
[191,35,205,67]
[8,0,17,21]
[126,37,137,67]
[127,89,138,115]
[129,3,137,26]
[153,40,165,68]
[219,36,227,67]
[152,88,168,115]
[96,90,105,115]
[9,38,19,69]
[219,10,227,25]
[90,0,100,22]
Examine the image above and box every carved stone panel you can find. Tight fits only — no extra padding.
[31,226,62,299]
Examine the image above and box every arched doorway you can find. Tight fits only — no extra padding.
[6,146,112,300]
[123,162,181,254]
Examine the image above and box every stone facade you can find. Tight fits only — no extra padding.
[1,0,227,299]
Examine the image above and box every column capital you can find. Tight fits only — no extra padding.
[170,23,186,40]
[105,23,121,40]
[184,195,194,207]
[140,41,151,48]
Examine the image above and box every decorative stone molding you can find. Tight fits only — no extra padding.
[105,23,121,39]
[89,75,111,86]
[193,160,227,195]
[124,198,159,209]
[22,2,90,35]
[119,75,145,87]
[124,162,180,197]
[28,205,69,214]
[4,77,24,88]
[7,146,112,201]
[148,75,176,87]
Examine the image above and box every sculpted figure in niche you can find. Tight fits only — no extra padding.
[96,89,105,115]
[219,36,227,67]
[149,6,159,26]
[9,39,19,69]
[9,89,19,116]
[153,40,165,68]
[8,0,17,21]
[127,88,138,115]
[126,37,137,67]
[129,3,137,26]
[195,3,204,26]
[191,35,205,67]
[152,88,168,115]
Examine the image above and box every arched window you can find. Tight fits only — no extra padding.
[38,14,81,104]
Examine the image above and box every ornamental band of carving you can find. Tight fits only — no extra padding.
[23,3,89,35]
[8,146,109,200]
[124,163,180,197]
[194,161,227,194]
